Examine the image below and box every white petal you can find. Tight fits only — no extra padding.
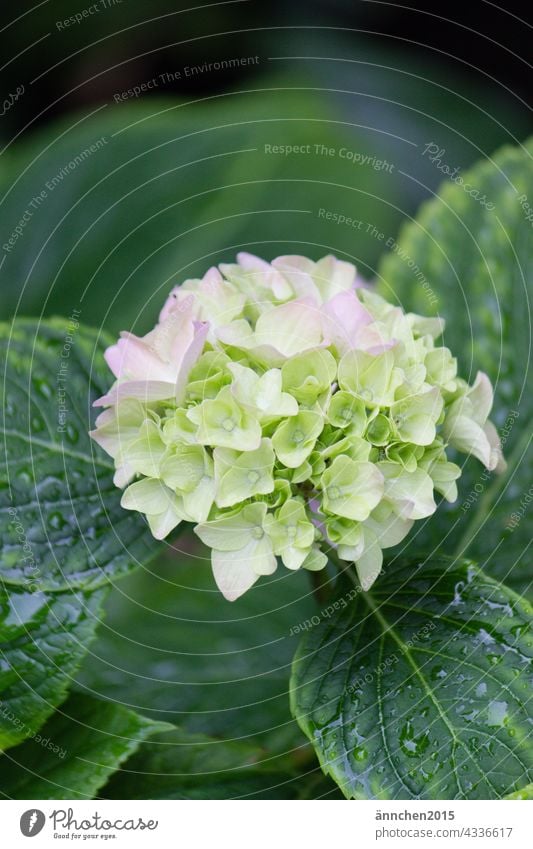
[211,549,260,601]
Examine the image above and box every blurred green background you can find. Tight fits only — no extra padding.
[1,0,530,796]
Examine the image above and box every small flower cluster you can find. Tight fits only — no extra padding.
[90,253,505,600]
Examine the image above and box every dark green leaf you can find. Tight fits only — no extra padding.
[1,318,155,590]
[291,558,533,799]
[103,728,305,800]
[0,693,171,799]
[0,584,106,750]
[378,139,533,595]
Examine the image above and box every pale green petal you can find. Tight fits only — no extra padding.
[182,458,216,523]
[322,456,384,521]
[406,313,445,339]
[187,387,261,451]
[229,363,298,420]
[364,503,414,549]
[365,413,392,447]
[326,391,366,433]
[121,477,174,514]
[355,532,384,589]
[424,347,457,391]
[467,371,494,424]
[320,434,371,463]
[147,505,183,540]
[338,349,401,407]
[211,533,277,600]
[116,419,167,477]
[444,410,494,469]
[272,410,324,468]
[211,549,260,601]
[186,350,231,401]
[299,547,326,571]
[379,462,436,520]
[264,499,315,571]
[391,387,443,446]
[162,409,198,445]
[90,398,147,458]
[214,439,275,507]
[195,502,267,551]
[281,349,337,405]
[161,444,207,492]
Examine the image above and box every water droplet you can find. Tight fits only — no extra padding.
[48,511,67,531]
[487,700,508,727]
[65,423,79,444]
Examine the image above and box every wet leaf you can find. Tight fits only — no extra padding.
[291,558,533,799]
[0,693,171,799]
[0,318,155,590]
[378,139,533,596]
[0,584,106,750]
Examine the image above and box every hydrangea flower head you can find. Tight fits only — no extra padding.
[91,253,505,600]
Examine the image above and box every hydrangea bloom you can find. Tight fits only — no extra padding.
[90,253,505,600]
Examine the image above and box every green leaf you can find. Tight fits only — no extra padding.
[505,783,533,800]
[0,693,171,799]
[103,728,305,800]
[0,90,402,335]
[291,558,533,800]
[378,139,533,596]
[0,318,155,590]
[0,584,106,750]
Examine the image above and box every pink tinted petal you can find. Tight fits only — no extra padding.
[175,320,210,403]
[255,298,325,357]
[323,290,374,354]
[271,255,319,299]
[158,291,195,323]
[315,255,357,298]
[93,380,176,407]
[104,332,171,381]
[236,251,292,300]
[200,266,224,290]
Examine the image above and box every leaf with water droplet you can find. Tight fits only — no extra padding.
[378,139,533,597]
[0,318,156,590]
[290,557,533,799]
[0,583,107,750]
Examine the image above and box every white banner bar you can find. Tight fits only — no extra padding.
[1,799,531,848]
